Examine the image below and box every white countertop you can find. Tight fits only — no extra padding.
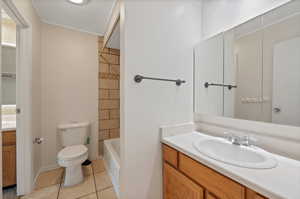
[162,131,300,199]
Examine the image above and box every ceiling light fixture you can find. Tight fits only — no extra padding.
[67,0,90,5]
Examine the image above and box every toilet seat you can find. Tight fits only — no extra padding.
[58,145,88,160]
[57,145,88,187]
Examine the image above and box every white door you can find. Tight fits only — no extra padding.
[1,0,33,195]
[272,37,300,126]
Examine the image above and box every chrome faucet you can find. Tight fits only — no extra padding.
[224,133,256,146]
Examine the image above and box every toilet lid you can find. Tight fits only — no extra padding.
[58,145,88,160]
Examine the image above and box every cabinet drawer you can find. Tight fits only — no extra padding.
[2,131,16,146]
[164,162,204,199]
[163,144,178,168]
[179,153,245,199]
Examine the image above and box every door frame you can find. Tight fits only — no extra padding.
[1,0,33,196]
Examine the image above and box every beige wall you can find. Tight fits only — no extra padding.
[41,23,99,169]
[98,37,120,154]
[13,0,43,185]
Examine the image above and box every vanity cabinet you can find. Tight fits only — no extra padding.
[162,144,267,199]
[2,130,16,187]
[164,163,204,199]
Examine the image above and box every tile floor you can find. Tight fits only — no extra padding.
[21,159,117,199]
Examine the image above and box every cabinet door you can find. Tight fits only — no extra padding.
[3,145,16,187]
[246,189,267,199]
[164,162,204,199]
[206,191,218,199]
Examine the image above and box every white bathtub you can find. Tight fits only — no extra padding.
[104,138,120,197]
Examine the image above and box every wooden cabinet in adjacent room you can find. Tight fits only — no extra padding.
[162,144,268,199]
[2,130,16,187]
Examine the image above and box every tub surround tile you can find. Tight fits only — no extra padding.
[98,187,117,199]
[99,119,119,130]
[94,172,112,191]
[99,130,110,140]
[58,176,95,199]
[99,89,109,99]
[98,38,120,153]
[109,129,120,138]
[21,184,60,199]
[35,168,64,190]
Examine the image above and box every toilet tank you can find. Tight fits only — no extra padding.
[58,122,90,147]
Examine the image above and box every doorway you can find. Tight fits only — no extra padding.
[1,9,17,198]
[1,0,33,198]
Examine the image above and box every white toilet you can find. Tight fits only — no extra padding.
[57,122,90,187]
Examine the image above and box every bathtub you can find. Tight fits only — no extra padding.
[104,138,120,198]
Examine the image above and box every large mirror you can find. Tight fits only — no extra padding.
[194,0,300,127]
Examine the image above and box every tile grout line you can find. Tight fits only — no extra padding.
[56,170,64,199]
[91,162,100,199]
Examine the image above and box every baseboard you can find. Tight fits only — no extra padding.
[33,168,42,189]
[39,164,61,173]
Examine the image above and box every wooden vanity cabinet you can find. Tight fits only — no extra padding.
[164,163,204,199]
[2,130,16,187]
[162,144,268,199]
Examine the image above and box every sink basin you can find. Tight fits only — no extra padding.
[193,138,277,169]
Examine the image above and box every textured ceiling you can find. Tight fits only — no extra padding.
[32,0,116,35]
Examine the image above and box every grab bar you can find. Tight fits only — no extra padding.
[204,82,237,90]
[134,75,186,86]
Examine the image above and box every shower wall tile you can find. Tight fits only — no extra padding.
[98,36,120,154]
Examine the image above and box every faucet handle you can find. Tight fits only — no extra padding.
[240,135,257,146]
[223,132,234,142]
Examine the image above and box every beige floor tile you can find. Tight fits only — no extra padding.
[92,159,106,173]
[94,172,112,191]
[82,165,93,176]
[98,187,117,199]
[78,193,97,199]
[21,184,59,199]
[35,168,64,190]
[58,176,96,199]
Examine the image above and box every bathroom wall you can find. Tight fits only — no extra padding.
[13,0,43,188]
[202,0,292,38]
[40,23,98,169]
[98,37,120,154]
[120,1,202,199]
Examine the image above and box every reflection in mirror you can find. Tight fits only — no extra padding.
[224,17,263,121]
[194,33,224,116]
[194,0,300,127]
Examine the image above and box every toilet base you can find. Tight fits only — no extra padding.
[63,164,84,187]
